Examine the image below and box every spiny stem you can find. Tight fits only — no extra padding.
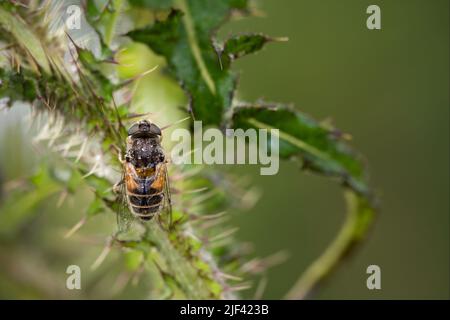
[144,222,209,299]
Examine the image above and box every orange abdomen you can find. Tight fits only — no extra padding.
[125,165,163,220]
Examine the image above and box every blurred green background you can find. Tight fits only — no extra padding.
[223,0,449,299]
[0,0,448,299]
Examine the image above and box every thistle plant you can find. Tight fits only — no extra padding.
[0,0,377,299]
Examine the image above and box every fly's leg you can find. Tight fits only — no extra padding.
[156,212,166,231]
[118,151,126,164]
[155,209,172,232]
[113,179,124,194]
[113,151,126,194]
[112,144,125,163]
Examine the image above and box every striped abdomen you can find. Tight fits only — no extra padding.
[125,163,164,220]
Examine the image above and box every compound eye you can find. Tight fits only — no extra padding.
[128,123,140,136]
[149,123,162,136]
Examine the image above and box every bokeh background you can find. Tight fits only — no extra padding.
[0,0,448,299]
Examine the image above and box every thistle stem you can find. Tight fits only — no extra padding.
[285,191,374,299]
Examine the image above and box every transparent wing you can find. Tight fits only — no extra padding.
[162,163,173,228]
[154,162,172,229]
[116,173,135,234]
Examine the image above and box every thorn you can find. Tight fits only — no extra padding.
[271,36,289,42]
[98,0,114,19]
[191,211,228,221]
[172,166,202,181]
[61,135,78,157]
[160,116,191,131]
[56,190,69,208]
[75,138,88,163]
[111,95,124,131]
[115,47,128,56]
[169,148,200,168]
[102,58,120,65]
[10,0,29,8]
[253,277,268,300]
[37,96,52,111]
[3,178,27,192]
[208,227,239,243]
[138,65,159,77]
[217,271,243,282]
[241,251,289,274]
[64,233,104,246]
[64,216,87,239]
[82,155,102,178]
[91,237,114,270]
[124,111,156,121]
[240,187,262,210]
[131,263,145,286]
[0,43,14,52]
[217,50,224,70]
[115,87,133,105]
[65,31,80,51]
[117,65,159,88]
[111,271,132,295]
[189,190,218,207]
[110,143,122,157]
[342,133,353,141]
[184,230,202,243]
[172,186,208,195]
[199,216,229,230]
[226,283,252,292]
[205,237,234,249]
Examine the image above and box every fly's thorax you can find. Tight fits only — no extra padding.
[126,136,165,169]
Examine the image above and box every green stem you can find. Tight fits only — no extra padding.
[104,0,123,47]
[145,222,214,299]
[285,191,374,299]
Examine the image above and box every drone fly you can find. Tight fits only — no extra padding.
[116,120,172,228]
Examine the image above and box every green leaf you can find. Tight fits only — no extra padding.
[230,103,369,196]
[75,45,114,100]
[231,102,378,298]
[128,0,174,9]
[0,7,51,74]
[85,0,124,47]
[218,34,284,69]
[127,1,273,126]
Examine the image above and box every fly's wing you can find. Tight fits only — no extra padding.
[153,162,173,229]
[116,173,135,235]
[162,162,173,228]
